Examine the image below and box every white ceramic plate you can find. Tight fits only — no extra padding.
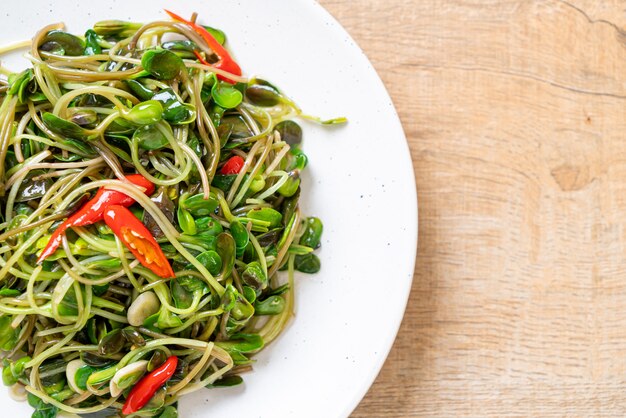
[0,1,417,416]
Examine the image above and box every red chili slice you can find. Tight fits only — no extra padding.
[220,155,245,175]
[103,205,175,279]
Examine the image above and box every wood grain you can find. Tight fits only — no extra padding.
[316,0,626,416]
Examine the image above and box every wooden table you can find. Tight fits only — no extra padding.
[318,0,626,416]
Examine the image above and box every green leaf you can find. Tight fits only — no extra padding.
[242,286,256,304]
[181,233,217,253]
[85,258,121,270]
[156,308,183,329]
[215,233,236,279]
[254,295,285,315]
[86,365,116,386]
[122,327,145,347]
[249,174,266,193]
[85,319,98,345]
[151,89,195,124]
[8,69,33,100]
[40,42,64,55]
[134,124,169,150]
[209,103,225,127]
[219,286,255,337]
[187,132,203,157]
[124,80,155,101]
[230,219,249,250]
[165,102,195,124]
[42,113,94,141]
[141,49,185,80]
[68,109,98,127]
[220,285,237,312]
[12,356,30,376]
[142,312,160,331]
[58,137,97,156]
[125,100,163,125]
[300,217,323,249]
[180,193,219,217]
[227,351,252,365]
[28,393,58,418]
[245,79,281,107]
[2,359,17,386]
[28,393,46,409]
[98,328,124,356]
[75,365,97,390]
[294,253,321,274]
[8,69,35,103]
[16,204,34,216]
[195,217,223,236]
[196,250,222,276]
[32,407,58,418]
[290,151,308,170]
[0,316,17,350]
[242,261,268,291]
[177,206,197,236]
[246,208,282,228]
[92,283,110,296]
[278,171,300,197]
[275,120,302,146]
[206,375,243,388]
[211,174,236,192]
[93,20,142,36]
[146,350,167,372]
[41,30,85,56]
[171,280,194,310]
[157,405,179,418]
[230,297,255,323]
[83,29,102,55]
[49,389,73,402]
[288,245,314,256]
[178,276,208,294]
[212,81,243,109]
[216,333,263,353]
[105,117,134,135]
[162,39,199,58]
[2,365,16,386]
[221,114,254,143]
[3,357,30,386]
[16,172,53,203]
[0,288,21,297]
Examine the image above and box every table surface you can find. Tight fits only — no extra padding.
[318,0,626,416]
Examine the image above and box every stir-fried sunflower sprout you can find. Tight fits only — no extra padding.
[0,11,340,418]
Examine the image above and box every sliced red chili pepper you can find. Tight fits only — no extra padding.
[38,175,155,263]
[122,356,178,415]
[103,205,175,279]
[164,9,242,83]
[220,155,245,175]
